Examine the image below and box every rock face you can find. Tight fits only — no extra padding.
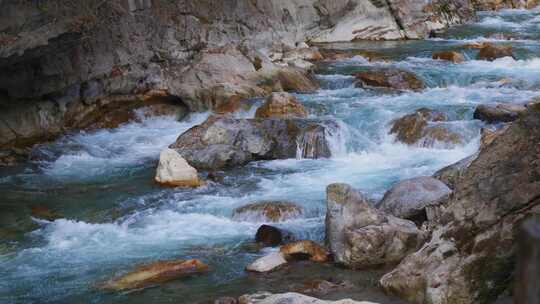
[472,0,540,10]
[102,259,209,291]
[473,103,527,124]
[515,219,540,304]
[238,292,380,304]
[377,177,452,223]
[390,108,463,148]
[233,202,303,223]
[380,106,540,304]
[170,116,338,170]
[246,252,288,273]
[476,43,515,61]
[355,69,425,91]
[255,93,308,119]
[325,183,426,268]
[155,148,201,187]
[432,51,465,63]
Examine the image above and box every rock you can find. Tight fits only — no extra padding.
[233,202,303,223]
[432,51,465,63]
[246,252,288,273]
[280,240,329,262]
[293,279,354,297]
[30,205,61,221]
[170,116,338,170]
[515,219,540,304]
[215,297,238,304]
[238,292,380,304]
[154,148,201,187]
[102,259,209,291]
[476,43,514,61]
[355,68,425,91]
[255,225,294,247]
[390,108,463,148]
[433,153,477,189]
[473,103,527,123]
[380,106,540,304]
[377,177,452,223]
[255,92,308,119]
[326,183,425,268]
[214,95,252,115]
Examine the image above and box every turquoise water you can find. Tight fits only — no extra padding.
[1,7,540,304]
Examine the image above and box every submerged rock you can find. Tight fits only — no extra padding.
[325,184,425,268]
[280,240,329,262]
[473,103,527,123]
[476,43,514,61]
[377,177,452,224]
[355,68,425,91]
[390,108,463,148]
[233,202,303,223]
[255,92,308,119]
[170,116,338,170]
[255,225,294,247]
[155,148,201,187]
[432,51,465,63]
[238,292,380,304]
[246,252,288,273]
[293,279,354,297]
[102,259,209,291]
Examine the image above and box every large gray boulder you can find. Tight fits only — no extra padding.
[325,183,426,268]
[377,177,452,223]
[170,116,339,170]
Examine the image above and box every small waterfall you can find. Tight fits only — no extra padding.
[296,121,347,159]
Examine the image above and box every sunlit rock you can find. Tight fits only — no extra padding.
[155,148,201,187]
[246,252,288,273]
[355,68,425,91]
[255,92,308,119]
[280,240,329,262]
[233,202,303,223]
[432,51,465,63]
[476,43,514,61]
[238,291,381,304]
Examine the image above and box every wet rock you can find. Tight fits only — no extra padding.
[138,102,188,120]
[432,51,465,63]
[280,240,329,262]
[473,103,527,123]
[390,108,463,148]
[476,43,515,61]
[515,219,540,304]
[170,116,338,170]
[293,279,354,297]
[215,297,238,304]
[30,205,61,221]
[255,225,294,247]
[246,252,288,273]
[233,202,303,223]
[155,148,201,187]
[255,92,308,119]
[326,183,425,268]
[377,177,452,223]
[282,47,324,63]
[238,291,380,304]
[102,259,209,291]
[355,68,425,91]
[380,106,540,304]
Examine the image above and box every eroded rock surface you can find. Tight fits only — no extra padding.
[255,92,308,119]
[155,148,201,187]
[233,202,303,223]
[355,68,425,91]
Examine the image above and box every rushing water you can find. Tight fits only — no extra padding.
[1,7,540,304]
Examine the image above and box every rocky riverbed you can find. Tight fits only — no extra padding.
[1,1,540,304]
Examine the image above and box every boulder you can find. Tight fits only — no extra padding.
[238,292,380,304]
[233,202,303,223]
[325,184,425,268]
[390,108,463,148]
[246,252,288,273]
[170,116,338,170]
[377,177,452,223]
[280,240,329,262]
[432,51,465,63]
[155,148,201,187]
[255,225,294,247]
[433,153,477,189]
[255,92,308,119]
[476,43,514,61]
[293,279,354,297]
[102,259,209,291]
[380,106,540,304]
[473,103,527,123]
[355,68,425,91]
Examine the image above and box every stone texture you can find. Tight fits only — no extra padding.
[293,279,354,297]
[476,43,515,61]
[377,176,452,223]
[155,148,201,187]
[280,240,329,262]
[102,259,209,291]
[380,105,540,304]
[170,116,339,170]
[325,183,425,268]
[255,92,308,119]
[355,68,425,91]
[473,103,527,124]
[432,51,465,63]
[246,252,288,273]
[515,219,540,304]
[233,202,303,223]
[238,292,380,304]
